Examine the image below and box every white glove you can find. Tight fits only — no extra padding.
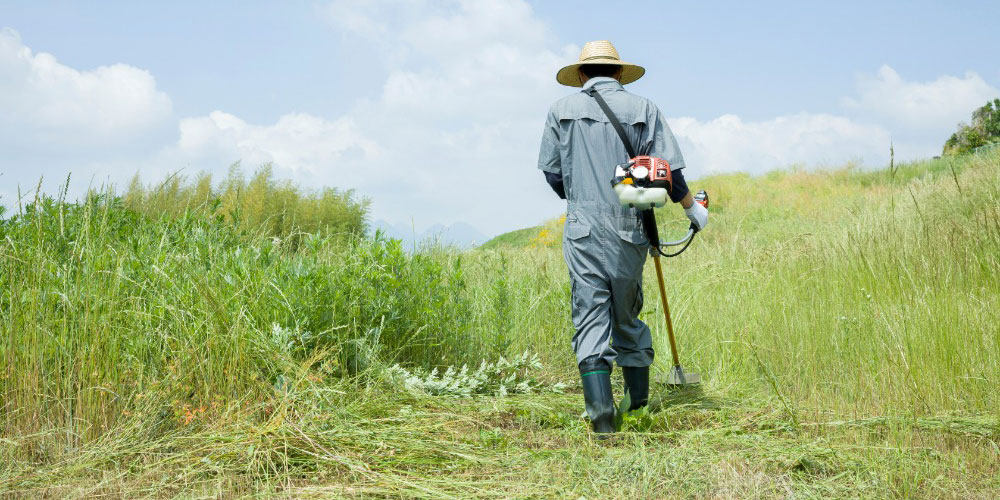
[684,200,708,231]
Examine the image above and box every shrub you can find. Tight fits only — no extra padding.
[943,98,1000,155]
[123,163,370,244]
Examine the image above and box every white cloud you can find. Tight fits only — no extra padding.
[0,28,173,152]
[325,0,395,37]
[668,64,1000,175]
[331,0,569,123]
[170,111,377,177]
[842,65,999,136]
[318,0,572,233]
[670,113,891,175]
[398,0,549,62]
[0,27,380,206]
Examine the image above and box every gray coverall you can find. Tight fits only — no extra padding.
[537,77,686,369]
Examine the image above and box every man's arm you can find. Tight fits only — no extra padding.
[678,190,694,209]
[544,171,566,199]
[645,106,706,228]
[670,168,692,207]
[537,108,564,199]
[644,107,692,206]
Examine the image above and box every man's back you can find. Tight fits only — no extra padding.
[538,77,686,211]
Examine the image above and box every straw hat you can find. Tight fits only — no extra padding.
[556,40,645,87]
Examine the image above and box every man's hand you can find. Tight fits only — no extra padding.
[684,199,708,231]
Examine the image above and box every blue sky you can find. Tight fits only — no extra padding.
[2,1,999,236]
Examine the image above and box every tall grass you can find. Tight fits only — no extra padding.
[479,153,1000,415]
[1,153,998,497]
[123,163,369,243]
[651,153,1000,415]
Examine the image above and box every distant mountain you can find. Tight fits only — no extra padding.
[369,220,488,249]
[370,220,414,243]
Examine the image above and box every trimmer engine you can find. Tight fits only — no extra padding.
[611,156,673,209]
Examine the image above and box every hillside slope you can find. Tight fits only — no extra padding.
[2,153,998,498]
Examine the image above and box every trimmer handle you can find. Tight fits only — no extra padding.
[665,226,696,246]
[643,189,709,257]
[641,210,695,248]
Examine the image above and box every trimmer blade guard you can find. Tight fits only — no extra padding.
[659,365,701,386]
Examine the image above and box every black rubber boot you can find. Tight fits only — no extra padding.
[621,366,649,411]
[579,356,616,435]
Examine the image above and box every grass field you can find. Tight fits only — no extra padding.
[1,153,998,498]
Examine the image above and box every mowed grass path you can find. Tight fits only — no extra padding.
[2,154,998,498]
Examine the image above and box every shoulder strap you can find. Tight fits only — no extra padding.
[584,86,637,159]
[586,86,662,249]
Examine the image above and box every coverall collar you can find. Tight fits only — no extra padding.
[581,76,623,91]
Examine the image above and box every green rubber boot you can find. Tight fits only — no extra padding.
[621,366,649,411]
[579,357,616,435]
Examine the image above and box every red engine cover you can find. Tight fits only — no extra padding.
[631,156,672,188]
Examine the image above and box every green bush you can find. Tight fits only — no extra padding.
[943,98,1000,155]
[123,163,370,245]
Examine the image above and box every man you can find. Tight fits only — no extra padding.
[537,40,708,435]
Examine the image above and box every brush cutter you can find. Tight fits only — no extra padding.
[584,86,707,388]
[639,190,708,387]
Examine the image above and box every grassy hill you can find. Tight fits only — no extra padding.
[2,153,998,498]
[479,225,544,249]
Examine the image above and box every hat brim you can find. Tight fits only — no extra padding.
[556,59,645,87]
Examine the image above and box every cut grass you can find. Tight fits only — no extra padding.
[3,383,997,498]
